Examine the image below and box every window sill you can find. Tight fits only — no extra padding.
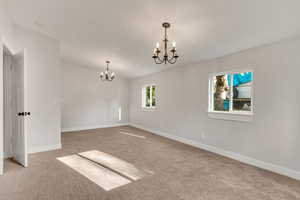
[208,111,253,122]
[142,107,156,112]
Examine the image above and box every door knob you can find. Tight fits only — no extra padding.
[18,112,24,116]
[25,112,31,116]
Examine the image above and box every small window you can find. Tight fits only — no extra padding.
[142,85,156,109]
[118,107,122,121]
[209,71,253,114]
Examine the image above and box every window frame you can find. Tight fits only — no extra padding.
[208,69,254,121]
[142,84,156,110]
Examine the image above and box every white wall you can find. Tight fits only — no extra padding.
[61,62,129,132]
[1,10,61,154]
[0,5,14,173]
[0,9,14,50]
[129,36,300,179]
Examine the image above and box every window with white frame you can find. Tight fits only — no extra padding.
[142,85,156,109]
[209,71,253,114]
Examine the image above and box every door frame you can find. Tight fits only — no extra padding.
[0,42,29,174]
[0,37,4,175]
[3,45,13,159]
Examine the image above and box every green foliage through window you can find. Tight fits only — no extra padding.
[142,85,156,108]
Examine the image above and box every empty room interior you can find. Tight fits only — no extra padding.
[1,0,300,199]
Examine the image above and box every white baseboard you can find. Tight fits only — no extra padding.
[29,143,62,154]
[4,152,12,159]
[129,123,300,181]
[61,123,130,133]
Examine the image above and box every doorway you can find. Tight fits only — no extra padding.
[2,45,28,174]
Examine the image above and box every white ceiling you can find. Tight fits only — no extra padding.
[3,0,300,78]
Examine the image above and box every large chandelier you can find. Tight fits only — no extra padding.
[152,22,179,64]
[99,60,115,81]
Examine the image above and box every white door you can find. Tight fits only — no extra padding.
[12,50,28,167]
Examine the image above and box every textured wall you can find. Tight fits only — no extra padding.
[129,36,300,174]
[61,62,129,131]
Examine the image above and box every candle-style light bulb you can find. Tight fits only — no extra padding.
[172,41,176,48]
[111,72,115,80]
[156,42,160,48]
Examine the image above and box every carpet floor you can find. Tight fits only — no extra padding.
[0,126,299,200]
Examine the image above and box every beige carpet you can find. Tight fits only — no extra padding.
[0,126,300,200]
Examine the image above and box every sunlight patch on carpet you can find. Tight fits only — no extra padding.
[78,150,148,181]
[57,155,131,191]
[119,131,146,139]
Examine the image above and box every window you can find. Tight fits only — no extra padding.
[209,71,253,115]
[142,85,156,109]
[118,107,122,121]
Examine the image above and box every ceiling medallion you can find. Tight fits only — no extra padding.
[152,22,179,64]
[99,60,115,81]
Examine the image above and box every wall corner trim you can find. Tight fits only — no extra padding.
[61,123,130,133]
[29,143,62,154]
[129,123,300,181]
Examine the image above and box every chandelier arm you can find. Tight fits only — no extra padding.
[154,55,164,64]
[153,57,161,64]
[167,59,177,64]
[167,56,178,64]
[167,57,174,63]
[166,52,176,62]
[154,59,164,64]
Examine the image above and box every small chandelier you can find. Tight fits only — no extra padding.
[99,60,115,81]
[152,22,179,64]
